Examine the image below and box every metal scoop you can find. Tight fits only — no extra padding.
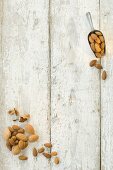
[86,12,106,58]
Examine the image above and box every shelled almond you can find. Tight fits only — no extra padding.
[88,31,105,58]
[4,109,60,165]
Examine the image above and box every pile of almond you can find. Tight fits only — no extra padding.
[3,108,60,165]
[88,31,107,80]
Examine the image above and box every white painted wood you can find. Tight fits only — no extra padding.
[0,0,50,170]
[101,2,113,170]
[51,0,100,169]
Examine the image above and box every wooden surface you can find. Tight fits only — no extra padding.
[0,0,112,170]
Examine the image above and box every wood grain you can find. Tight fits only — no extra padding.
[101,1,113,170]
[0,0,50,170]
[51,0,100,169]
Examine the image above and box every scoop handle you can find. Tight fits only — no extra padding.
[86,12,94,31]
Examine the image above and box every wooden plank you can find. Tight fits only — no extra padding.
[100,1,113,170]
[50,0,100,169]
[0,0,50,170]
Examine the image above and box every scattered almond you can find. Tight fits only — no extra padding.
[18,140,25,149]
[95,63,103,69]
[12,145,21,155]
[102,70,107,80]
[29,134,39,142]
[19,155,28,160]
[51,151,58,156]
[89,60,97,67]
[25,124,35,134]
[54,157,60,164]
[38,147,45,153]
[44,143,52,148]
[16,133,28,142]
[43,153,51,159]
[33,148,38,157]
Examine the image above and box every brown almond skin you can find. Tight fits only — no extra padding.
[44,143,52,148]
[29,134,39,142]
[18,140,25,149]
[43,153,51,158]
[89,60,97,67]
[88,36,94,43]
[33,148,38,157]
[19,155,28,160]
[91,33,98,40]
[16,133,28,141]
[51,151,58,156]
[25,124,35,134]
[12,125,20,130]
[54,157,60,164]
[95,43,101,52]
[95,31,102,36]
[38,147,45,153]
[102,70,107,80]
[9,138,15,146]
[18,128,25,134]
[12,145,21,155]
[95,64,103,69]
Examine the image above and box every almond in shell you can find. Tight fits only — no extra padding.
[18,140,25,149]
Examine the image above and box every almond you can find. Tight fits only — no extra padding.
[89,60,97,67]
[8,127,14,133]
[43,153,51,158]
[90,43,95,52]
[51,151,58,156]
[29,134,39,142]
[19,155,28,160]
[16,133,28,141]
[38,147,45,153]
[102,70,107,80]
[88,36,94,43]
[18,128,25,134]
[44,143,52,148]
[12,145,21,155]
[9,138,15,146]
[101,42,105,49]
[11,136,17,141]
[91,33,98,40]
[24,141,28,149]
[18,140,25,149]
[12,131,18,136]
[95,37,101,44]
[95,63,103,69]
[33,148,38,157]
[25,124,35,134]
[101,49,105,56]
[54,157,60,164]
[95,31,102,36]
[95,43,101,52]
[3,128,11,140]
[95,52,102,58]
[12,125,20,130]
[99,35,104,42]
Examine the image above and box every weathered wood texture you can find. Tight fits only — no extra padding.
[51,0,100,170]
[101,1,113,170]
[0,0,50,170]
